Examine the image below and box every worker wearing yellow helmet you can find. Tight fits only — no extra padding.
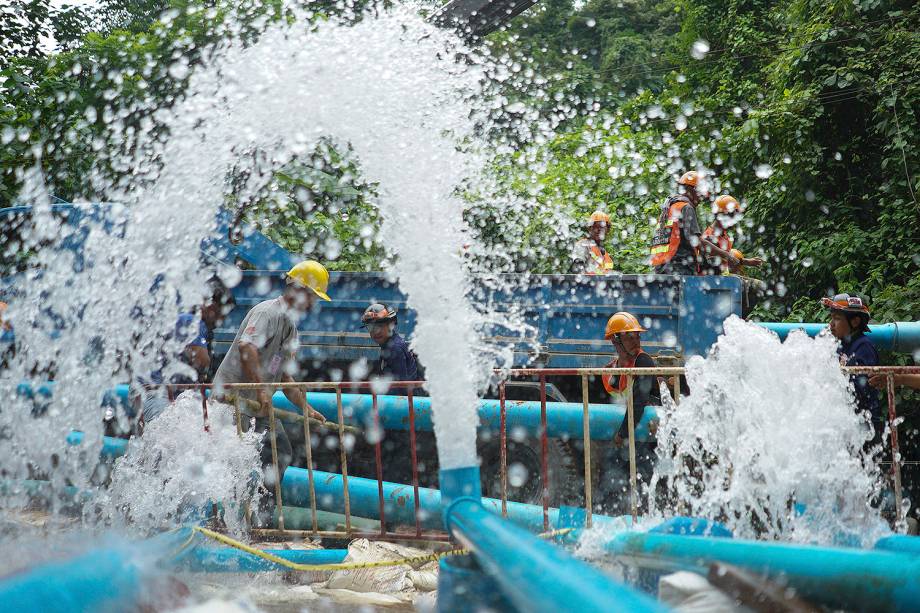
[571,210,615,275]
[700,194,763,275]
[213,259,329,511]
[597,311,662,514]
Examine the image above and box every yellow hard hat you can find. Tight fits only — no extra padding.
[604,311,646,339]
[678,171,700,187]
[713,195,741,214]
[285,260,331,301]
[588,211,610,226]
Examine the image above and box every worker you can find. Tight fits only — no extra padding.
[823,293,881,442]
[130,278,236,429]
[362,303,418,383]
[651,171,739,275]
[700,195,763,275]
[597,311,661,514]
[212,260,329,504]
[0,301,13,368]
[571,211,614,275]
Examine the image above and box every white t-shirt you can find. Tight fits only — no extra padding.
[213,297,299,414]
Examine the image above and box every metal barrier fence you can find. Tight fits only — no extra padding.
[165,364,918,540]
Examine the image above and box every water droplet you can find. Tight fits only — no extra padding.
[691,40,710,60]
[754,164,774,179]
[675,115,688,131]
[509,462,529,487]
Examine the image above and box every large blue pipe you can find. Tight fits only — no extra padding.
[438,466,668,613]
[282,466,596,532]
[177,546,347,573]
[276,392,658,440]
[759,321,920,353]
[596,530,920,612]
[0,528,193,612]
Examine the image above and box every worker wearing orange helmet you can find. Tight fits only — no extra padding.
[823,293,881,441]
[600,312,661,448]
[700,194,763,275]
[597,311,661,514]
[651,171,739,275]
[571,211,615,275]
[362,303,418,382]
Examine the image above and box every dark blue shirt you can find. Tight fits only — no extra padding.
[380,333,418,382]
[145,313,209,385]
[839,333,880,420]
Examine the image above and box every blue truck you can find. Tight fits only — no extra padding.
[5,203,918,508]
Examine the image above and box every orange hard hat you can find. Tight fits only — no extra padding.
[821,293,870,316]
[678,171,700,187]
[604,312,646,339]
[588,211,610,226]
[713,195,741,214]
[730,248,744,260]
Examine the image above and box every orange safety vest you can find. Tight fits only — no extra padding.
[602,351,650,394]
[588,244,614,275]
[650,197,696,267]
[702,226,734,273]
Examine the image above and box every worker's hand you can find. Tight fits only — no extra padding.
[308,408,326,424]
[256,389,272,417]
[870,374,902,389]
[745,257,764,267]
[614,433,624,448]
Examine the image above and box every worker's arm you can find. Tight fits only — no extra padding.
[700,237,741,268]
[239,341,271,416]
[614,355,655,446]
[870,373,920,391]
[741,256,764,268]
[281,369,326,422]
[184,345,210,374]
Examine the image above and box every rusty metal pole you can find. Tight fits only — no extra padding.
[408,387,422,537]
[200,388,210,433]
[581,374,593,527]
[671,374,681,405]
[539,374,549,532]
[336,385,352,535]
[267,387,285,532]
[373,392,386,536]
[301,393,319,534]
[500,380,508,518]
[886,374,904,524]
[625,375,638,523]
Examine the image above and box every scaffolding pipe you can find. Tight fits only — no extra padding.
[758,321,920,353]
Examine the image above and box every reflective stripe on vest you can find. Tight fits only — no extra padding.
[602,351,649,395]
[650,200,690,267]
[588,245,614,275]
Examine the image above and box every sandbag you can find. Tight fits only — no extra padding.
[658,571,748,613]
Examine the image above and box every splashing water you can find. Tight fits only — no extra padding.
[650,316,888,545]
[96,394,262,535]
[1,4,544,529]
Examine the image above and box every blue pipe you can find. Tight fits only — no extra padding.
[0,528,193,612]
[276,392,658,440]
[23,384,656,441]
[875,535,920,556]
[759,321,920,353]
[65,430,129,459]
[282,467,594,533]
[597,530,920,612]
[177,546,347,572]
[438,466,668,613]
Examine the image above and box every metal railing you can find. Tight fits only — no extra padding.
[162,364,917,539]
